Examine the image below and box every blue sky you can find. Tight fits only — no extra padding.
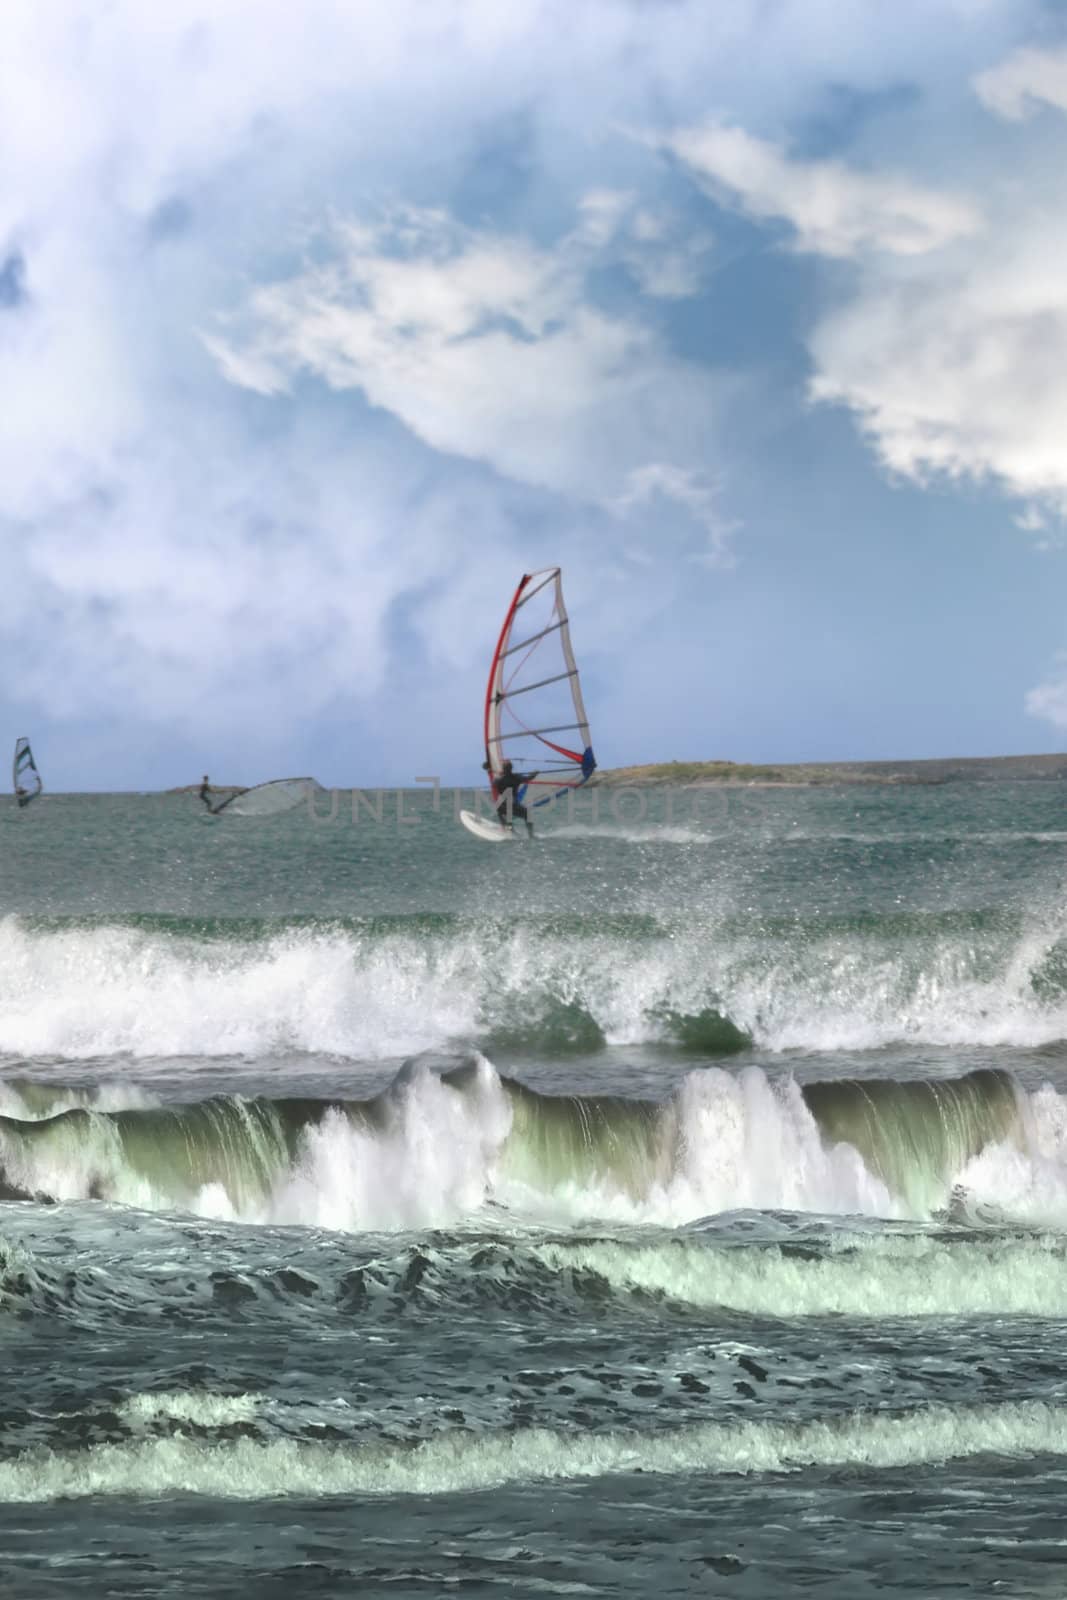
[3,0,1067,788]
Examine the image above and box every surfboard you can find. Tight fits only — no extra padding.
[464,567,597,841]
[459,809,516,843]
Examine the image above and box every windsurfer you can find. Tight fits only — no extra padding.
[12,738,41,808]
[484,759,535,837]
[198,775,212,810]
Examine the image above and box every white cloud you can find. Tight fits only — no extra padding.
[763,39,1067,521]
[1,423,477,735]
[807,202,1067,512]
[612,465,738,566]
[1026,656,1067,730]
[623,211,715,299]
[199,333,286,398]
[206,205,727,513]
[660,113,1067,528]
[660,124,981,258]
[575,193,714,299]
[575,189,634,249]
[1014,505,1048,533]
[975,45,1067,120]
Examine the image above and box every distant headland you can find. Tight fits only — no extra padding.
[596,754,1067,787]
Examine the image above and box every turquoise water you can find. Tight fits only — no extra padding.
[3,782,1067,1595]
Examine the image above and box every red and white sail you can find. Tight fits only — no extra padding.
[483,568,596,808]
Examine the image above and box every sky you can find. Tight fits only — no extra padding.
[4,0,1067,789]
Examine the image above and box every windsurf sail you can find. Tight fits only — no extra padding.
[484,567,596,809]
[13,737,42,809]
[210,777,322,818]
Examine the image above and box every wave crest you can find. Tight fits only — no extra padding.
[3,910,1067,1060]
[1,1060,1062,1230]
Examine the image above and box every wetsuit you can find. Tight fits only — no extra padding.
[495,771,535,835]
[198,781,212,810]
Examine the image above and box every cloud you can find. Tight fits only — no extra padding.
[0,252,26,309]
[205,203,728,514]
[624,213,715,299]
[582,195,716,299]
[802,57,1067,515]
[660,124,981,258]
[0,2,749,778]
[806,229,1067,507]
[611,465,738,566]
[1026,656,1067,731]
[658,106,1067,527]
[199,334,286,398]
[975,45,1067,120]
[0,0,1051,782]
[2,421,476,735]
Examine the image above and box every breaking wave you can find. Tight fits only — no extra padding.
[1,1058,1066,1230]
[2,907,1067,1060]
[1,1400,1064,1501]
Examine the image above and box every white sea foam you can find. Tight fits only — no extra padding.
[120,1392,262,1427]
[268,1056,512,1231]
[533,1231,1067,1317]
[717,921,1067,1054]
[0,916,477,1060]
[955,1084,1067,1228]
[0,1401,1063,1501]
[2,909,1067,1060]
[551,824,713,845]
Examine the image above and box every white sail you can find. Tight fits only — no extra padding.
[483,568,596,808]
[211,777,322,818]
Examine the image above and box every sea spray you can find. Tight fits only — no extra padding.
[3,909,1067,1060]
[269,1056,512,1230]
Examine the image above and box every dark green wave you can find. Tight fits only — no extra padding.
[0,1066,1024,1218]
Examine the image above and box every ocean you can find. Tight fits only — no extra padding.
[2,779,1067,1596]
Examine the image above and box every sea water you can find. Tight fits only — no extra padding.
[2,781,1067,1595]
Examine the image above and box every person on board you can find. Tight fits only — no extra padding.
[198,775,212,810]
[484,759,535,837]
